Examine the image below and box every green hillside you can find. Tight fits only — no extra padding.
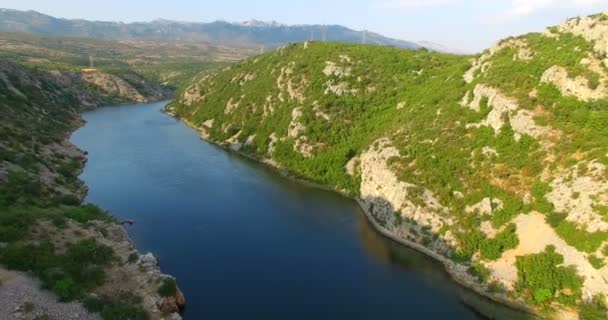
[0,60,187,319]
[168,13,608,318]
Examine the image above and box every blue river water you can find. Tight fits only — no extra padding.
[72,101,531,320]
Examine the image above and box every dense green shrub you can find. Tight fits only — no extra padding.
[479,223,519,260]
[64,204,111,224]
[588,255,606,269]
[515,245,583,306]
[468,263,491,282]
[0,172,43,206]
[0,207,35,242]
[579,295,608,320]
[554,221,608,253]
[158,277,177,297]
[84,294,150,320]
[0,239,115,302]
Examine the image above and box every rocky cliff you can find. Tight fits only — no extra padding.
[168,13,608,319]
[0,61,183,320]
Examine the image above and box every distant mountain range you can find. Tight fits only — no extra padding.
[0,8,425,50]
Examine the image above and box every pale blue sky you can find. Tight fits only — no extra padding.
[3,0,608,52]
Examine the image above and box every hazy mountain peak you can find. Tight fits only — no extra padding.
[239,19,284,28]
[0,8,423,50]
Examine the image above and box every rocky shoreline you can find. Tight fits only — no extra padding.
[71,105,186,320]
[166,109,541,320]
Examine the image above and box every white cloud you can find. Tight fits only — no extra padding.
[375,0,454,10]
[575,0,608,4]
[506,0,556,17]
[505,0,608,17]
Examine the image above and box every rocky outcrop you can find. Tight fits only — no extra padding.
[224,97,241,114]
[557,13,608,55]
[359,138,454,246]
[541,65,607,101]
[464,38,533,83]
[323,61,352,78]
[547,161,608,232]
[287,107,305,138]
[277,62,306,103]
[81,71,171,103]
[87,222,185,320]
[463,84,553,141]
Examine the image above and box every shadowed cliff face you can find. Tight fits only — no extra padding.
[169,12,608,318]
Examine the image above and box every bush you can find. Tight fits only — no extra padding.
[64,239,115,267]
[52,277,81,301]
[0,207,35,242]
[0,172,43,206]
[54,194,81,206]
[516,245,583,306]
[468,263,491,282]
[479,223,519,260]
[64,204,111,224]
[588,255,606,270]
[579,295,608,320]
[554,220,608,253]
[85,295,150,320]
[157,278,177,297]
[0,239,115,302]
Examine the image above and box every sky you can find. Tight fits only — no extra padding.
[2,0,608,53]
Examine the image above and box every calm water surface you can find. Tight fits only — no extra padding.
[72,101,529,320]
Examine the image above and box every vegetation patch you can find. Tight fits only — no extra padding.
[515,245,583,307]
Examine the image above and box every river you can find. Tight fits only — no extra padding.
[71,101,533,320]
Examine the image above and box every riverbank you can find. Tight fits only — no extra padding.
[167,108,541,320]
[72,102,186,320]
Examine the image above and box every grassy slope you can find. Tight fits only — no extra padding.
[168,15,608,318]
[169,43,471,192]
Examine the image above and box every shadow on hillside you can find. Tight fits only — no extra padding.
[355,196,540,320]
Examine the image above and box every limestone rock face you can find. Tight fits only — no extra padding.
[359,138,453,238]
[463,38,533,83]
[80,72,145,103]
[462,84,553,141]
[138,253,159,273]
[87,222,185,320]
[541,65,607,101]
[287,107,305,138]
[557,13,608,55]
[156,287,186,316]
[547,161,608,232]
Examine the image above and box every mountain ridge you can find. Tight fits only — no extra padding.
[0,8,425,50]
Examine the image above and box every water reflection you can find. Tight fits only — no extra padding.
[355,209,538,320]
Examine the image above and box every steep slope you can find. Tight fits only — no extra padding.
[0,9,420,49]
[0,61,185,320]
[168,13,608,319]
